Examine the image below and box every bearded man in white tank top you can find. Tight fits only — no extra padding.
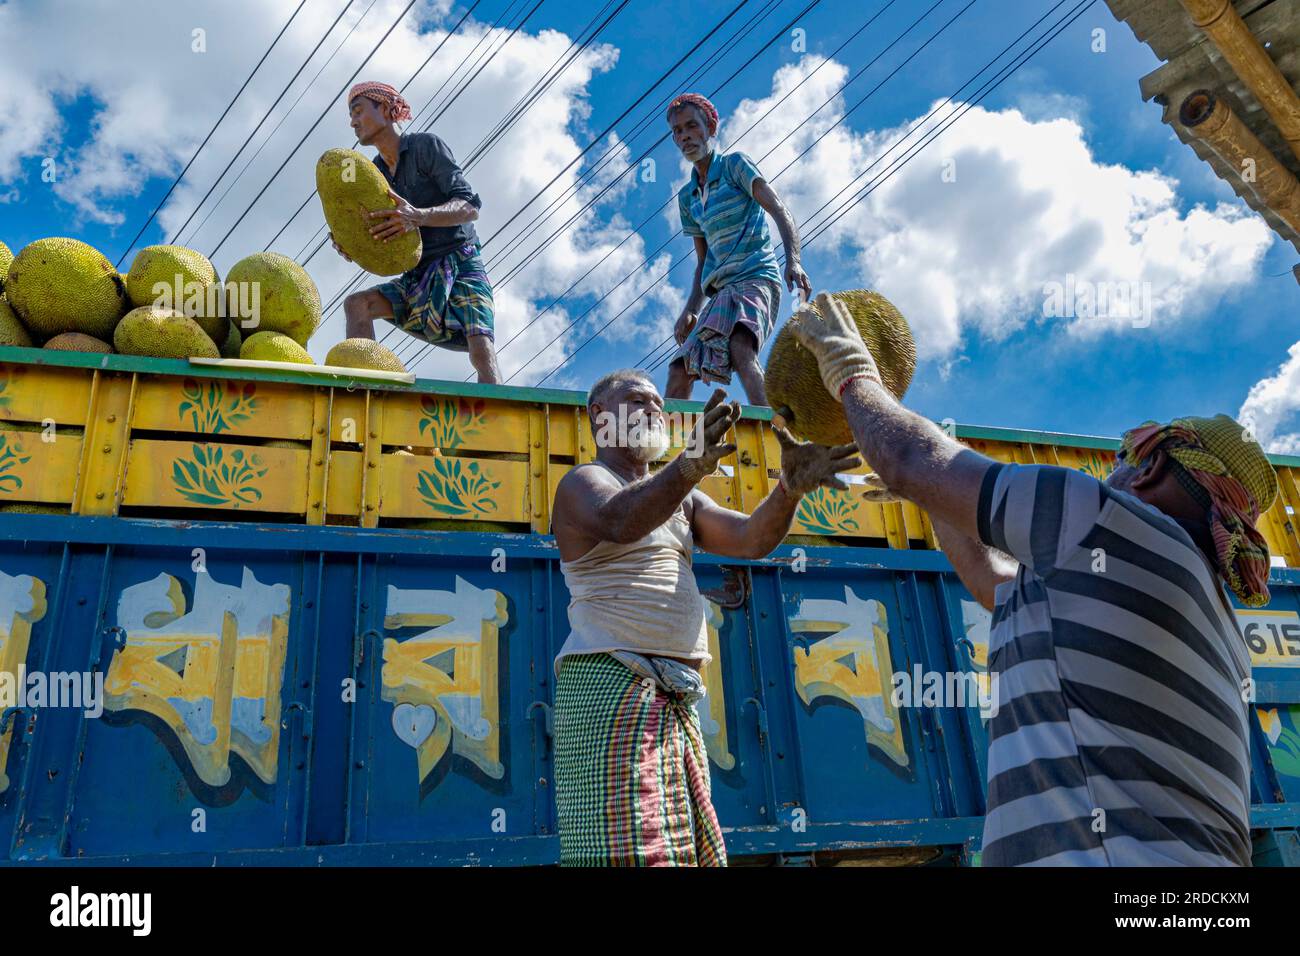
[549,368,860,866]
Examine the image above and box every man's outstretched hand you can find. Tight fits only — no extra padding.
[677,388,740,484]
[787,291,882,400]
[774,425,861,497]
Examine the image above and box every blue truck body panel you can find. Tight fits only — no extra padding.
[0,515,1297,865]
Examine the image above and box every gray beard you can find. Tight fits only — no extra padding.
[626,429,670,462]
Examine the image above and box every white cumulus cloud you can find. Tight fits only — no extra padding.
[706,56,1274,358]
[1239,338,1300,455]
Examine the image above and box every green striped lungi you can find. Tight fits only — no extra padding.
[553,653,727,867]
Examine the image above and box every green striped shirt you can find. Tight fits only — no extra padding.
[678,150,781,295]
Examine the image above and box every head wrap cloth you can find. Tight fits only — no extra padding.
[348,81,413,123]
[1121,414,1278,608]
[667,93,719,135]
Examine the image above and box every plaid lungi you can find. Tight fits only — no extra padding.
[673,277,780,385]
[374,242,494,352]
[553,653,727,867]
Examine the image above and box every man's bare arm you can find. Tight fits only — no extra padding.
[555,459,702,547]
[930,514,1018,611]
[370,189,478,240]
[786,293,1000,541]
[752,179,811,301]
[676,238,709,345]
[838,377,995,540]
[688,485,801,559]
[752,180,799,263]
[417,197,478,227]
[685,237,708,315]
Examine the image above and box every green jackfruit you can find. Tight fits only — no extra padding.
[764,289,916,446]
[113,306,220,360]
[325,338,407,373]
[224,252,321,345]
[0,240,12,295]
[316,148,422,276]
[219,319,242,358]
[125,245,225,344]
[0,297,33,348]
[44,332,113,353]
[6,238,127,341]
[241,330,314,364]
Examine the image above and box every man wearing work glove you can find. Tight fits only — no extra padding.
[788,292,1276,868]
[550,368,859,866]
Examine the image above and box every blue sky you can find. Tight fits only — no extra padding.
[3,0,1298,448]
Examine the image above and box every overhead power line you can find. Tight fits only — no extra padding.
[173,0,369,250]
[475,0,792,300]
[114,0,310,267]
[206,0,424,261]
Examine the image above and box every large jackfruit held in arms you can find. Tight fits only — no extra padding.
[6,238,128,341]
[764,289,916,447]
[125,244,226,345]
[316,148,422,276]
[224,252,321,346]
[325,338,407,373]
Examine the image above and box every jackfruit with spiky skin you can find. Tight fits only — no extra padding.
[44,332,113,353]
[224,252,321,345]
[316,148,422,276]
[0,240,12,295]
[241,330,314,364]
[125,244,225,344]
[113,306,220,359]
[0,297,33,348]
[325,338,407,373]
[764,289,916,446]
[6,238,127,341]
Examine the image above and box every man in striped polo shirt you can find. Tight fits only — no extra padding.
[787,293,1279,866]
[665,93,812,405]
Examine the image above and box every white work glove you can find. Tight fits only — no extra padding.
[786,292,882,401]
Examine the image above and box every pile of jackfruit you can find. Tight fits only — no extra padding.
[0,237,409,374]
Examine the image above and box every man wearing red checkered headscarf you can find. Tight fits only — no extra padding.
[332,81,502,383]
[664,93,811,406]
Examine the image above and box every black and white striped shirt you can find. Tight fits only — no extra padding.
[975,463,1252,866]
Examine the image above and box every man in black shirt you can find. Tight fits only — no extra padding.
[334,81,501,383]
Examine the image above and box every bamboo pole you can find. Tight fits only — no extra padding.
[1179,89,1300,237]
[1179,0,1300,164]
